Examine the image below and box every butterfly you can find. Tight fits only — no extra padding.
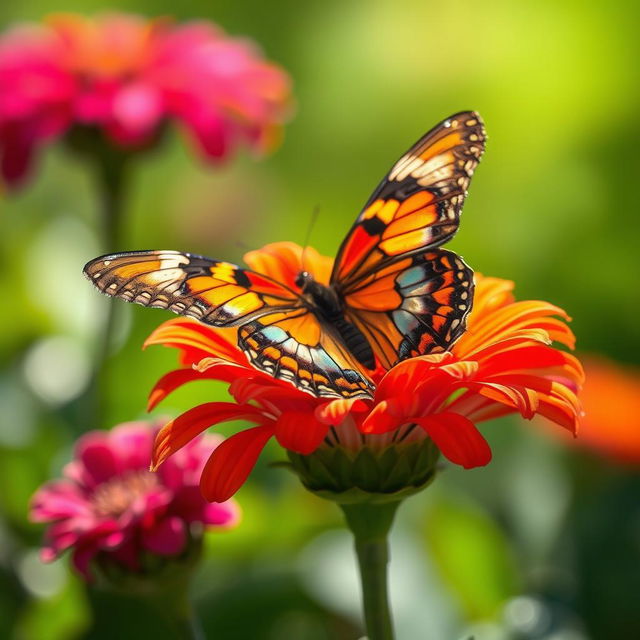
[84,111,486,400]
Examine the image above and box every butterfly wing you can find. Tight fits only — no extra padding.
[84,250,373,399]
[83,250,300,326]
[332,111,485,289]
[343,249,474,368]
[238,309,374,398]
[331,111,485,366]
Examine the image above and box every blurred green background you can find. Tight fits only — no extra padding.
[1,1,639,639]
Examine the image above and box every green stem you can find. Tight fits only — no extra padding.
[340,501,401,640]
[144,585,204,640]
[87,582,203,640]
[85,145,130,428]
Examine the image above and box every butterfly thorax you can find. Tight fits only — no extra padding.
[295,271,375,370]
[295,271,341,317]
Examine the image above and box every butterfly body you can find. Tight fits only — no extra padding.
[294,270,375,369]
[85,111,486,399]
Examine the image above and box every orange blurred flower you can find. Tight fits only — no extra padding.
[0,12,291,186]
[547,356,640,464]
[145,242,583,502]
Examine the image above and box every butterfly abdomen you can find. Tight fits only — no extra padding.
[300,275,376,370]
[331,316,375,370]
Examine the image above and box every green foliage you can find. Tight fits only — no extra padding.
[423,494,520,620]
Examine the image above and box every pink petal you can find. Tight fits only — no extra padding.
[180,108,228,159]
[110,422,156,470]
[416,413,492,469]
[30,480,90,522]
[142,516,186,555]
[75,432,119,486]
[71,545,98,579]
[102,530,125,550]
[111,82,163,137]
[0,123,36,186]
[202,500,240,527]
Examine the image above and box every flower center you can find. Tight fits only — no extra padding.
[324,420,428,451]
[92,469,159,518]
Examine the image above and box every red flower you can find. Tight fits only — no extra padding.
[30,420,239,579]
[0,13,291,187]
[146,242,583,502]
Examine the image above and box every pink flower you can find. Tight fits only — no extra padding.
[30,420,239,579]
[0,13,291,187]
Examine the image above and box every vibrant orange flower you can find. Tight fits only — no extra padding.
[146,242,583,502]
[544,355,640,464]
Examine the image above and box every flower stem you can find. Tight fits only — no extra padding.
[87,581,203,640]
[340,501,401,640]
[85,141,130,428]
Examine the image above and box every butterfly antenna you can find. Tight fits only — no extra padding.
[301,205,320,273]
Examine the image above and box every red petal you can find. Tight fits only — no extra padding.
[468,381,539,419]
[152,402,266,469]
[147,368,206,411]
[315,398,369,425]
[416,413,492,469]
[228,376,310,409]
[478,344,572,376]
[536,393,580,433]
[361,400,405,434]
[274,411,329,454]
[144,319,243,365]
[200,425,274,502]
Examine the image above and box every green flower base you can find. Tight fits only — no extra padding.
[286,439,440,504]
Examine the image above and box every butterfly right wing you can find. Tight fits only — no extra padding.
[331,111,485,289]
[83,250,300,327]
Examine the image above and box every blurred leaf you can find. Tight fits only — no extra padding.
[423,494,520,620]
[15,575,89,640]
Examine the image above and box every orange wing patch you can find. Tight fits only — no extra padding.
[344,249,475,367]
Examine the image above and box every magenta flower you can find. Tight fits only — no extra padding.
[0,12,291,187]
[30,420,239,579]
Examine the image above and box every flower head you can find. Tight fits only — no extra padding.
[0,13,291,187]
[145,242,583,502]
[30,420,239,579]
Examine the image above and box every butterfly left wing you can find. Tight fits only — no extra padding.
[84,250,374,399]
[343,249,474,368]
[331,111,485,289]
[238,309,374,399]
[83,250,300,326]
